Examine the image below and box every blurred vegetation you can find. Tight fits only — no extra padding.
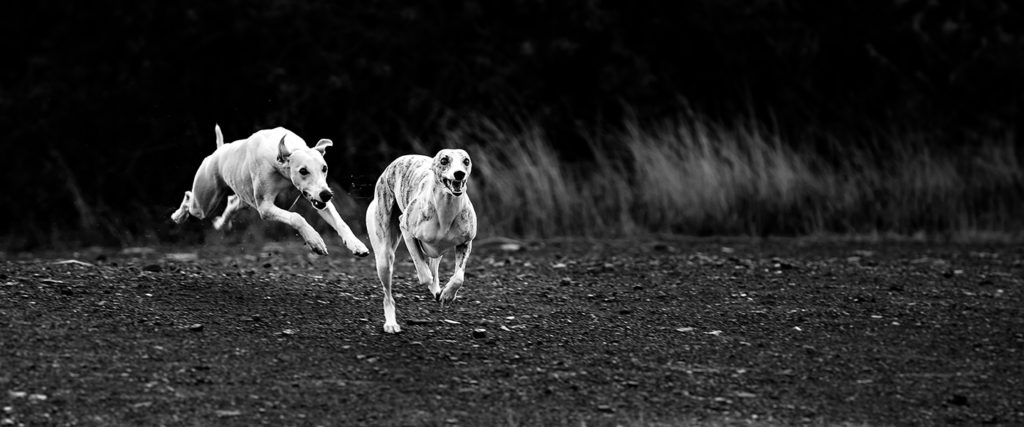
[464,115,1023,238]
[1,1,1021,248]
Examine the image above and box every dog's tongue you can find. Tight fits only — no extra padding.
[452,180,464,192]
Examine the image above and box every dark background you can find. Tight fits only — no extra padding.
[2,0,1021,247]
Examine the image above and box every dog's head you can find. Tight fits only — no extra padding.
[431,149,472,197]
[277,135,334,210]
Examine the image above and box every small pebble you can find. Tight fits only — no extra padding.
[499,243,522,252]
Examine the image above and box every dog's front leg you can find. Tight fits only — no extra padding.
[317,202,370,257]
[256,201,328,255]
[428,258,442,300]
[401,233,437,298]
[439,241,472,307]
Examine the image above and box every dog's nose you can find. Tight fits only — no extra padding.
[453,171,466,181]
[320,190,333,202]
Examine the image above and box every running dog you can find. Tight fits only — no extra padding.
[171,125,369,257]
[366,150,477,333]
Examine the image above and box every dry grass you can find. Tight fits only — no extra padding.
[8,115,1017,251]
[446,116,1022,238]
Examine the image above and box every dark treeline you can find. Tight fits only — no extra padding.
[1,0,1021,246]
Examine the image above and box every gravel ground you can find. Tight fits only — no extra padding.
[1,238,1022,426]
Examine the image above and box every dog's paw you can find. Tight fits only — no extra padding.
[306,235,329,255]
[348,242,370,257]
[383,322,402,334]
[212,215,230,231]
[438,285,460,307]
[170,209,188,224]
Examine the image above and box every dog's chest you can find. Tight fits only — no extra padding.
[415,231,468,257]
[402,204,471,257]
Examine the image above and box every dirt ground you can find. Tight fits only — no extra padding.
[1,238,1022,426]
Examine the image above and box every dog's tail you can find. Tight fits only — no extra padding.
[214,124,224,148]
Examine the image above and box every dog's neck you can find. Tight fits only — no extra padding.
[429,180,466,235]
[273,160,291,181]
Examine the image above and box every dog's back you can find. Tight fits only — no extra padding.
[374,154,433,212]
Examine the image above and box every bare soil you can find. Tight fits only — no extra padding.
[1,239,1022,426]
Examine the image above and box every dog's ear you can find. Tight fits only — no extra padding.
[276,135,291,163]
[314,139,333,154]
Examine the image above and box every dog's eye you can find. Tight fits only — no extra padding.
[322,166,327,173]
[463,158,470,166]
[440,157,449,165]
[299,168,309,176]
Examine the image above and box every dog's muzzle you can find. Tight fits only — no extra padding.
[305,190,332,210]
[442,177,467,196]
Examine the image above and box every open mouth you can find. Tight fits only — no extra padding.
[442,178,466,195]
[310,199,327,210]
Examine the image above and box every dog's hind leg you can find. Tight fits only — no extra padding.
[317,201,370,256]
[428,257,442,300]
[366,197,403,333]
[171,191,194,224]
[172,157,225,223]
[438,241,472,307]
[212,195,242,231]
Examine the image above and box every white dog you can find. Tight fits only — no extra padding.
[171,125,369,257]
[366,149,478,333]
